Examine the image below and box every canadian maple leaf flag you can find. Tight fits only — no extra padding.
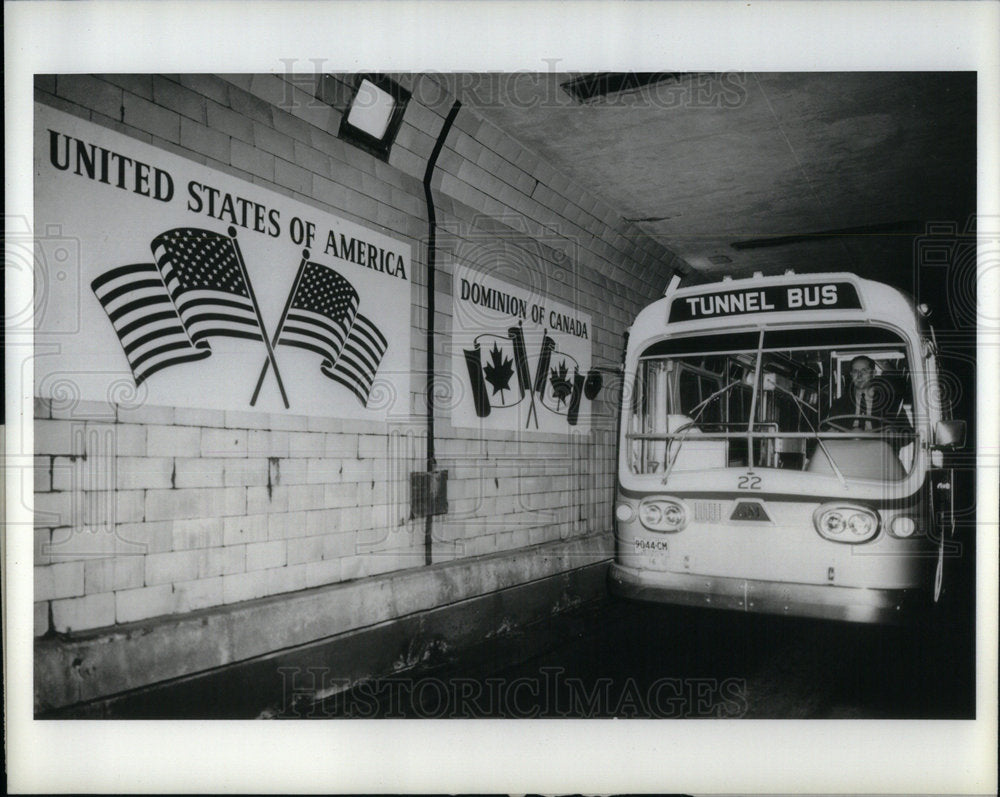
[464,326,597,426]
[537,344,586,426]
[463,329,529,418]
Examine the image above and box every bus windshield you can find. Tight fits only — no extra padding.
[627,326,917,482]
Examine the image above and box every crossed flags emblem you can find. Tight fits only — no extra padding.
[463,322,603,427]
[91,226,388,408]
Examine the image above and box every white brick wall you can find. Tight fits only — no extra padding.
[321,531,356,560]
[202,545,246,577]
[33,71,661,638]
[222,571,268,604]
[174,458,225,489]
[223,514,268,545]
[201,428,247,457]
[305,458,340,484]
[248,429,289,457]
[34,562,84,601]
[34,420,86,456]
[173,576,224,612]
[146,424,200,457]
[144,487,245,521]
[245,540,286,572]
[116,521,173,554]
[145,550,202,585]
[114,457,173,490]
[35,456,51,492]
[267,510,308,540]
[265,563,308,596]
[116,584,174,623]
[305,558,341,588]
[109,424,147,456]
[35,601,50,637]
[249,485,289,514]
[289,432,325,458]
[286,484,325,512]
[324,433,355,457]
[171,517,223,550]
[273,457,307,485]
[224,458,269,487]
[84,557,144,593]
[52,592,116,633]
[286,535,324,565]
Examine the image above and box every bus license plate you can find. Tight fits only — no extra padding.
[634,537,670,567]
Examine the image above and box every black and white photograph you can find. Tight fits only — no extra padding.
[5,2,998,794]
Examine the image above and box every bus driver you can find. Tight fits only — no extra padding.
[827,355,911,434]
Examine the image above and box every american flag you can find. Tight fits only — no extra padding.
[325,313,387,405]
[151,228,263,345]
[91,262,210,385]
[277,261,388,405]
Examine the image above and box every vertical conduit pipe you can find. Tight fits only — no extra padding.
[422,99,462,566]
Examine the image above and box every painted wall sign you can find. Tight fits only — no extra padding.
[668,282,863,322]
[451,263,601,432]
[33,104,411,418]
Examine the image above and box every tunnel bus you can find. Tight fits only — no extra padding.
[609,271,966,624]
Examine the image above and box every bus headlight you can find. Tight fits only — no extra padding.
[847,513,876,538]
[814,504,879,543]
[639,499,687,532]
[822,513,846,536]
[640,503,662,527]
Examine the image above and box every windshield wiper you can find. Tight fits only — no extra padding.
[690,379,742,418]
[661,378,741,485]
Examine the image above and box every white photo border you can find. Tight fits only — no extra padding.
[5,1,998,793]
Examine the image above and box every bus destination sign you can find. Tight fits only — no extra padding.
[668,282,863,322]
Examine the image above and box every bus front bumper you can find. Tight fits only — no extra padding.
[608,563,925,625]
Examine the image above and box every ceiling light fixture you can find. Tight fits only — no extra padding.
[338,74,411,161]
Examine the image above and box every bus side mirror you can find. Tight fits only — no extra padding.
[935,419,966,448]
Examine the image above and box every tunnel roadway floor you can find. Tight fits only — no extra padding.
[288,592,975,719]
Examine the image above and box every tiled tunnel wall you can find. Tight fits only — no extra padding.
[32,72,683,707]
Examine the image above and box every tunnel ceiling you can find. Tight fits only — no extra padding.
[451,72,976,289]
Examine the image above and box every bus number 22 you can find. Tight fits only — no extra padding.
[738,473,762,490]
